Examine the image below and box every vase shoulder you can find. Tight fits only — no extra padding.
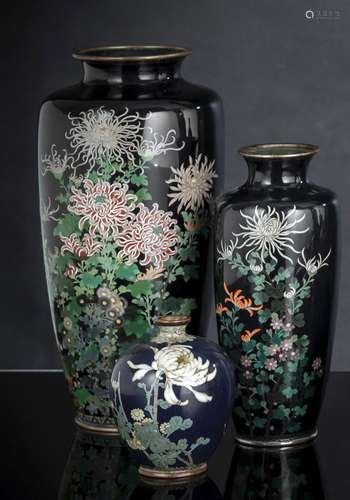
[215,182,337,214]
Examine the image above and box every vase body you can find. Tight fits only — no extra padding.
[214,144,337,446]
[225,444,325,499]
[111,315,234,479]
[38,46,224,433]
[58,431,138,499]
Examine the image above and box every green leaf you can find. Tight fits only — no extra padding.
[294,405,308,417]
[282,386,298,399]
[131,174,148,186]
[115,263,140,281]
[181,265,199,282]
[123,316,150,339]
[258,309,271,323]
[73,388,92,404]
[53,214,80,237]
[272,405,290,419]
[254,417,267,429]
[156,297,197,315]
[79,272,102,289]
[252,291,269,305]
[294,313,305,328]
[135,188,152,202]
[126,280,153,297]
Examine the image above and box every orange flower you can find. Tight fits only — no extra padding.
[216,303,229,315]
[223,282,263,317]
[241,328,262,343]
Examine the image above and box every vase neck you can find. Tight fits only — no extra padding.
[82,60,184,85]
[153,316,192,342]
[239,144,319,187]
[73,46,190,85]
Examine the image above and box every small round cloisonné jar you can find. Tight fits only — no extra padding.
[111,315,234,480]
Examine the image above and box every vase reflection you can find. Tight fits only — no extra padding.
[224,443,325,499]
[58,430,138,500]
[130,475,222,500]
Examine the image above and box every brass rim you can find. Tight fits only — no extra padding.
[72,45,192,62]
[239,143,320,159]
[235,429,318,449]
[75,418,119,436]
[139,462,207,480]
[154,315,191,327]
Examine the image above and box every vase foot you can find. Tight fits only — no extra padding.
[235,429,318,449]
[139,462,207,480]
[75,417,119,436]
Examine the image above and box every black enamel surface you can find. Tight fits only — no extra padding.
[213,151,338,443]
[1,372,349,499]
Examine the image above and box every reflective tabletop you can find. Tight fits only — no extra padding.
[1,372,349,499]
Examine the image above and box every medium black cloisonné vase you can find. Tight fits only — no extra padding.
[38,46,223,433]
[214,143,338,446]
[224,444,325,499]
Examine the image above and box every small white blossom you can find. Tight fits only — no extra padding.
[41,144,74,177]
[217,237,238,262]
[130,408,145,422]
[136,129,184,161]
[312,357,322,371]
[298,248,331,275]
[284,286,296,299]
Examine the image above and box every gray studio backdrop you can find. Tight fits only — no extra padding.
[1,0,349,369]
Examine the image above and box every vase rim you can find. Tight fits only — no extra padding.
[154,315,191,326]
[72,45,192,63]
[239,143,320,159]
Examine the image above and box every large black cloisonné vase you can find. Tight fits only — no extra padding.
[214,143,338,446]
[38,46,223,433]
[58,431,138,500]
[224,444,325,499]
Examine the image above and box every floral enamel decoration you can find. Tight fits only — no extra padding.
[68,179,137,239]
[232,205,309,264]
[166,154,217,213]
[65,106,147,169]
[216,204,332,437]
[41,144,74,177]
[117,203,179,269]
[39,104,217,428]
[128,345,217,406]
[136,129,184,161]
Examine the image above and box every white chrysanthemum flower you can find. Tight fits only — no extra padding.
[233,205,309,264]
[40,197,60,222]
[41,145,74,177]
[130,408,145,422]
[297,248,331,275]
[136,129,184,161]
[166,154,217,213]
[65,107,145,169]
[250,263,263,274]
[217,238,238,262]
[127,345,216,407]
[283,286,296,299]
